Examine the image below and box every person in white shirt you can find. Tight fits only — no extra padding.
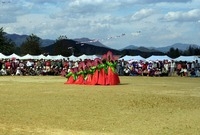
[169,60,176,76]
[15,67,22,75]
[0,67,7,75]
[124,66,130,76]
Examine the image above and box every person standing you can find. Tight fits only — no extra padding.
[90,58,101,85]
[97,59,108,85]
[169,60,176,76]
[106,51,120,85]
[194,60,200,77]
[120,59,125,76]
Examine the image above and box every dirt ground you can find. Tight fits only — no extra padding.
[0,76,200,135]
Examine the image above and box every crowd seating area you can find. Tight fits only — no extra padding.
[0,57,200,77]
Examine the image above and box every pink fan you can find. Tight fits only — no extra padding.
[93,58,102,66]
[106,51,114,61]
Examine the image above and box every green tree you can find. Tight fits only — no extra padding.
[167,47,181,58]
[0,27,16,55]
[53,35,71,56]
[194,47,200,55]
[183,45,193,56]
[20,34,42,55]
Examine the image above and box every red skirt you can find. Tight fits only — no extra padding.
[64,76,75,84]
[107,67,120,85]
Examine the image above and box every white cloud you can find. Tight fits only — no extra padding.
[131,8,155,21]
[162,9,200,22]
[139,0,192,4]
[0,0,199,49]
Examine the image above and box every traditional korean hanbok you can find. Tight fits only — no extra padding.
[107,61,120,85]
[97,61,108,85]
[106,51,120,85]
[64,68,77,84]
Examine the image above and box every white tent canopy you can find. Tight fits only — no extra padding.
[173,56,199,62]
[129,55,146,62]
[45,55,58,60]
[68,55,78,61]
[90,55,100,60]
[119,55,145,61]
[52,55,66,60]
[146,55,172,61]
[34,54,47,60]
[0,53,101,61]
[6,53,21,59]
[20,54,35,60]
[3,53,199,63]
[78,54,88,60]
[20,54,67,60]
[0,53,7,59]
[119,55,134,61]
[78,54,100,60]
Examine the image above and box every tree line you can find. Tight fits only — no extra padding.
[166,46,200,58]
[0,27,73,56]
[0,27,200,58]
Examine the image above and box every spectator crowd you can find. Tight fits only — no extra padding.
[116,59,200,77]
[0,57,200,77]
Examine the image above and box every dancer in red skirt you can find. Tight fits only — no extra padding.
[74,62,85,84]
[90,58,101,85]
[64,51,120,85]
[97,59,108,85]
[84,60,95,85]
[106,51,120,85]
[64,68,76,84]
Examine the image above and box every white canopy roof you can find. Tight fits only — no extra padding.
[119,55,145,61]
[119,55,133,61]
[20,54,35,60]
[6,53,21,59]
[0,53,7,59]
[173,56,199,62]
[3,53,199,63]
[146,55,172,61]
[33,54,47,60]
[68,55,78,61]
[52,55,66,60]
[78,54,100,60]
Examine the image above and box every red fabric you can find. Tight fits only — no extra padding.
[97,68,107,85]
[64,76,75,84]
[45,61,51,66]
[102,54,107,60]
[93,58,102,66]
[64,51,120,86]
[63,61,68,68]
[91,70,99,85]
[85,74,93,85]
[60,69,67,77]
[107,67,120,85]
[106,51,114,61]
[74,75,84,84]
[142,63,147,71]
[86,61,92,67]
[5,61,11,69]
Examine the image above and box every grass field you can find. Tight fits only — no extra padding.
[0,76,200,135]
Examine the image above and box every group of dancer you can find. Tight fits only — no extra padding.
[64,51,120,85]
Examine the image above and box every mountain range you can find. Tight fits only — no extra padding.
[5,33,200,53]
[120,43,200,53]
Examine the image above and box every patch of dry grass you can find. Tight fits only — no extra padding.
[0,76,200,135]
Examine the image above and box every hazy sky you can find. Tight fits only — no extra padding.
[1,0,200,49]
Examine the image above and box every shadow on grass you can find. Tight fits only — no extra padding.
[118,83,129,85]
